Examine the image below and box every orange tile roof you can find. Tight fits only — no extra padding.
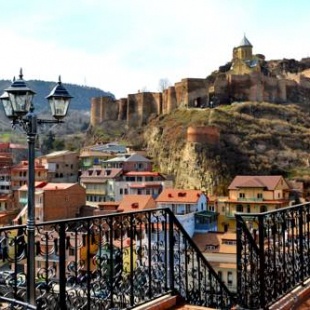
[193,232,237,254]
[20,182,76,191]
[42,183,76,190]
[19,181,48,191]
[118,195,156,212]
[156,189,203,203]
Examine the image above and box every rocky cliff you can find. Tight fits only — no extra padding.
[143,102,310,195]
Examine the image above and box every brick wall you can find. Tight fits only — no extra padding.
[43,184,86,221]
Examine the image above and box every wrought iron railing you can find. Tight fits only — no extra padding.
[0,208,234,309]
[236,202,310,309]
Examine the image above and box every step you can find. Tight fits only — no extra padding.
[174,306,216,310]
[133,294,180,310]
[133,294,216,310]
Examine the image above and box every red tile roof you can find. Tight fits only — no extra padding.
[156,189,203,203]
[118,195,156,212]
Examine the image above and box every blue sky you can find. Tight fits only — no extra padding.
[1,0,310,98]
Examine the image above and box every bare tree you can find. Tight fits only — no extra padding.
[158,78,171,92]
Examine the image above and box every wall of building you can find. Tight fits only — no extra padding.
[43,184,85,221]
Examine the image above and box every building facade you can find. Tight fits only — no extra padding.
[218,175,292,232]
[156,189,209,237]
[39,150,80,183]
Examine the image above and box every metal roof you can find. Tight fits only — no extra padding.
[238,35,252,47]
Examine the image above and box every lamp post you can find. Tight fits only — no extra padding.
[0,69,73,307]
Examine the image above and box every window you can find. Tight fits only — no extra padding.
[120,188,123,195]
[222,240,237,245]
[135,163,144,170]
[206,245,217,250]
[227,272,233,285]
[260,205,267,213]
[236,205,243,212]
[239,193,245,198]
[218,271,222,281]
[257,193,263,199]
[69,248,75,256]
[186,204,191,213]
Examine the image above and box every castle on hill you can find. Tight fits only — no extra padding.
[90,35,310,127]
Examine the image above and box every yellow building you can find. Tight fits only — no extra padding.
[193,231,237,293]
[218,175,292,232]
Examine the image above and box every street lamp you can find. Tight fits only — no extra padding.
[0,69,73,307]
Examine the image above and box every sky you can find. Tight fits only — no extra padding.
[1,0,310,99]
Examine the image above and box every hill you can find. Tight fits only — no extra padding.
[0,79,113,139]
[0,79,113,112]
[120,102,310,195]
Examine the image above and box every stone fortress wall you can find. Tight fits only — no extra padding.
[90,78,208,127]
[90,35,310,128]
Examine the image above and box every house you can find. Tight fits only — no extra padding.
[219,175,292,232]
[0,142,28,165]
[193,231,237,293]
[156,189,210,237]
[79,142,128,171]
[17,182,86,222]
[39,150,80,183]
[11,160,48,210]
[102,153,152,173]
[79,167,122,206]
[113,171,172,201]
[80,158,173,204]
[0,166,11,196]
[0,195,19,225]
